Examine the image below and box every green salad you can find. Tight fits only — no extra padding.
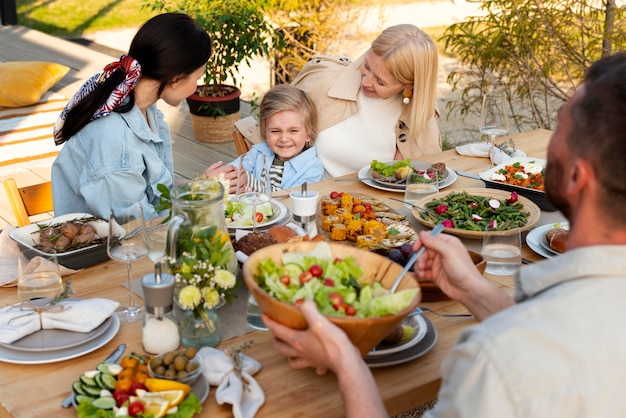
[254,243,418,317]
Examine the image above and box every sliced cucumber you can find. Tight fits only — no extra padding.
[97,362,118,374]
[75,395,96,405]
[72,381,87,396]
[80,374,97,387]
[100,373,117,391]
[283,262,304,279]
[82,385,103,397]
[91,396,116,409]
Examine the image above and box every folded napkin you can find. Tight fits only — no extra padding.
[0,225,78,286]
[197,346,264,418]
[456,142,527,166]
[0,298,119,344]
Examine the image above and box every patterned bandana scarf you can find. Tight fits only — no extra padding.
[53,55,142,145]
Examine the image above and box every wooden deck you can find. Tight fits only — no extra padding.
[0,25,244,229]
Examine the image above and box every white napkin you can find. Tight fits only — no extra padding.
[197,346,264,418]
[455,142,527,166]
[0,225,79,286]
[0,298,119,344]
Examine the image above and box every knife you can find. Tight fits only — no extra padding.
[453,169,481,180]
[61,343,126,408]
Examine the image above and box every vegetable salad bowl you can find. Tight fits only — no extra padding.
[242,241,421,357]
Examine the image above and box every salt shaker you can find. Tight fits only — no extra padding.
[141,264,180,354]
[290,182,319,237]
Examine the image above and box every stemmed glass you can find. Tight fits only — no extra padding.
[107,203,148,322]
[479,93,509,144]
[236,152,271,232]
[145,216,170,266]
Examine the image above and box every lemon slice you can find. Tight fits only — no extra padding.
[139,389,186,407]
[130,396,170,418]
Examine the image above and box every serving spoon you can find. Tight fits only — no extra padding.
[389,223,444,294]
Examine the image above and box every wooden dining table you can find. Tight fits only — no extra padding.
[0,128,565,418]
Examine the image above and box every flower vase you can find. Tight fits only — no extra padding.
[180,308,221,349]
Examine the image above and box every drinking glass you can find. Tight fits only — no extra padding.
[481,226,522,276]
[145,217,170,265]
[236,153,271,232]
[17,249,63,302]
[245,293,267,330]
[479,93,509,144]
[403,167,439,210]
[107,203,148,322]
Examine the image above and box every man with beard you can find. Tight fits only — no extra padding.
[263,52,626,417]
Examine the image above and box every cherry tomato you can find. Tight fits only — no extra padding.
[129,382,147,396]
[328,292,344,309]
[308,264,323,277]
[299,271,314,285]
[113,389,130,407]
[322,278,335,287]
[128,401,145,417]
[344,305,356,316]
[255,212,264,223]
[329,191,343,199]
[280,275,290,285]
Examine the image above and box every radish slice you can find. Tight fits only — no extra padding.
[488,199,501,209]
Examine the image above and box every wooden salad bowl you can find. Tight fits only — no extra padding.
[242,241,421,357]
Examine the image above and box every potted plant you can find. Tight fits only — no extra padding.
[144,0,278,143]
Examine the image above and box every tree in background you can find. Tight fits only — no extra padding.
[442,0,625,132]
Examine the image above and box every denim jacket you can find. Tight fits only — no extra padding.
[51,103,174,220]
[230,142,324,190]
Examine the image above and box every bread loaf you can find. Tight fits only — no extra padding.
[546,227,568,253]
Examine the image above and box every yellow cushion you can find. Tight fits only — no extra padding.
[0,61,70,107]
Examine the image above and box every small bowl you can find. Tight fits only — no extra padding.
[242,241,421,357]
[147,349,202,385]
[420,250,486,302]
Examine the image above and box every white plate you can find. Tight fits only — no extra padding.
[526,222,569,259]
[0,313,113,353]
[358,164,457,193]
[365,316,437,368]
[367,315,427,357]
[225,198,290,230]
[0,314,120,364]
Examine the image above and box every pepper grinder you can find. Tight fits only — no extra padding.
[141,263,180,354]
[290,182,319,237]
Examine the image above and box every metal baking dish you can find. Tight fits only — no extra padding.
[478,157,556,212]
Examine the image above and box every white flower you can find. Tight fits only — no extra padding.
[202,287,221,309]
[178,285,201,310]
[213,269,236,289]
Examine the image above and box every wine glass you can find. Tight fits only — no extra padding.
[479,93,509,144]
[236,152,271,232]
[17,249,63,302]
[145,216,170,266]
[107,203,148,322]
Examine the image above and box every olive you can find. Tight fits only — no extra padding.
[185,362,199,373]
[184,347,197,359]
[173,355,188,372]
[177,370,189,379]
[162,351,176,366]
[150,357,163,370]
[164,369,177,379]
[154,365,166,376]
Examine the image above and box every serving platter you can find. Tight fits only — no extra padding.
[225,197,289,230]
[478,157,556,211]
[411,188,542,239]
[9,213,113,269]
[358,161,457,194]
[365,316,437,368]
[0,314,119,364]
[367,314,427,357]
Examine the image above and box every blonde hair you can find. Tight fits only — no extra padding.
[259,84,319,144]
[368,24,438,138]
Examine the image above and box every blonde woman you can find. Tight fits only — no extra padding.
[291,24,441,177]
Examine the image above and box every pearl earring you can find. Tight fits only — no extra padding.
[402,88,413,105]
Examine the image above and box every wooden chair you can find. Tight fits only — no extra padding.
[232,128,252,155]
[3,178,54,227]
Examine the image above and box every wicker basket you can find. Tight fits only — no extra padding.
[190,111,240,143]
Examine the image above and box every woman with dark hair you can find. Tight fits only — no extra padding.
[51,12,212,219]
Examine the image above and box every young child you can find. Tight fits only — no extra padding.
[232,84,324,193]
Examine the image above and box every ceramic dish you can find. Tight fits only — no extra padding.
[411,188,541,239]
[478,157,556,212]
[367,160,457,191]
[526,222,569,259]
[0,313,113,353]
[365,316,437,368]
[225,197,289,230]
[367,314,427,357]
[0,314,120,364]
[357,164,457,194]
[9,213,113,269]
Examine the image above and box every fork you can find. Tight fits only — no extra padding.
[409,306,473,318]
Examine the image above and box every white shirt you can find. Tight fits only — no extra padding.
[314,91,402,177]
[426,245,626,418]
